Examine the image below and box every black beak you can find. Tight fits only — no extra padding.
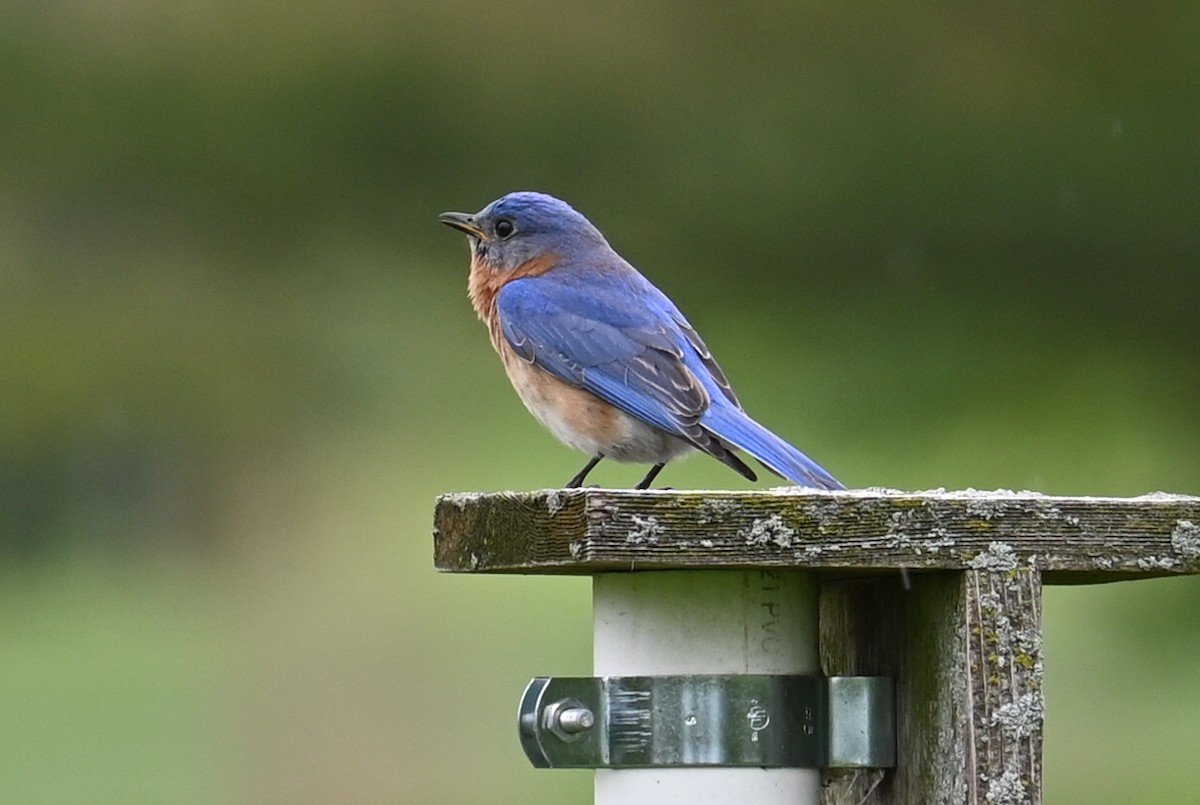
[438,211,486,239]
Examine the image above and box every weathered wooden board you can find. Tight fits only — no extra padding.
[434,488,1200,583]
[819,570,1043,805]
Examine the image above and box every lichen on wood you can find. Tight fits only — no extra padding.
[434,488,1200,581]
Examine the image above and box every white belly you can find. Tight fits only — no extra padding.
[503,355,695,465]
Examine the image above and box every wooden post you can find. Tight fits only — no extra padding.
[434,489,1200,804]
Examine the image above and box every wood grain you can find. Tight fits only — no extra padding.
[434,488,1200,582]
[818,570,1042,804]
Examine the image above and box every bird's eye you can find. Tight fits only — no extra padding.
[494,219,515,239]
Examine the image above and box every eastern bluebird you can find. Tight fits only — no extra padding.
[439,192,844,491]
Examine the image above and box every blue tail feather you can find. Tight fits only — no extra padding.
[700,405,844,490]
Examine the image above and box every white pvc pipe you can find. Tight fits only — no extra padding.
[593,570,819,805]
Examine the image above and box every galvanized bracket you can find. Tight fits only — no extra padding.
[518,675,894,770]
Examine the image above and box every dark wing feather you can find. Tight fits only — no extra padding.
[674,316,740,408]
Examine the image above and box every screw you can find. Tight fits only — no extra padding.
[556,707,595,733]
[542,698,595,742]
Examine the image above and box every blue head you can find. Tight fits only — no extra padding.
[439,192,610,274]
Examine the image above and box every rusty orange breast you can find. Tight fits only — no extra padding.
[468,253,559,353]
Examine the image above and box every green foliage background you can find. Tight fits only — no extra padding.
[2,2,1198,802]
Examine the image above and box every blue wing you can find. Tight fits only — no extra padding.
[496,268,844,490]
[497,269,716,441]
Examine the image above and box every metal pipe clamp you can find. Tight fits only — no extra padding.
[518,674,894,770]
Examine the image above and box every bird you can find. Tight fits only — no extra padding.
[439,191,844,491]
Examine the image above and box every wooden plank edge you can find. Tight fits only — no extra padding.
[433,489,1200,579]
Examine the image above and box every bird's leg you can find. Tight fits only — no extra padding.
[566,454,604,488]
[635,463,666,490]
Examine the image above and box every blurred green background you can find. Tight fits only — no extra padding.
[3,1,1198,802]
